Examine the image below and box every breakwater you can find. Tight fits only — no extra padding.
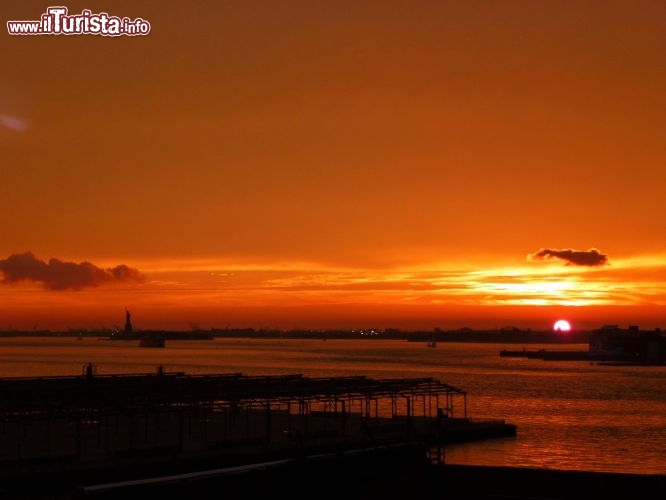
[78,452,666,500]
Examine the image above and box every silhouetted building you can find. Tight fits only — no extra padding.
[590,326,666,361]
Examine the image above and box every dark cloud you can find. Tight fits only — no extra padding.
[529,248,608,267]
[0,252,143,290]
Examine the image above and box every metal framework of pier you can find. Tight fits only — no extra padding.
[0,369,467,464]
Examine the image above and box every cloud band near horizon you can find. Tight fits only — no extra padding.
[0,252,143,290]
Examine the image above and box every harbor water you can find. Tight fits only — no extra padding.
[0,337,663,474]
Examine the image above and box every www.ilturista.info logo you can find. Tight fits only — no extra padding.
[7,6,151,36]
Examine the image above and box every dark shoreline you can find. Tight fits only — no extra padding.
[0,329,593,344]
[438,463,666,500]
[68,451,666,500]
[8,444,665,499]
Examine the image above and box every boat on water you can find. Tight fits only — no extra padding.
[110,330,213,341]
[427,339,437,348]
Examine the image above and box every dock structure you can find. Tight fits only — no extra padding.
[0,369,514,498]
[0,370,474,463]
[0,369,466,420]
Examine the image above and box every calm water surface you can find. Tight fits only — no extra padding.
[0,337,663,474]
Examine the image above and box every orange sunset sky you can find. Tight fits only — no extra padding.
[1,1,665,331]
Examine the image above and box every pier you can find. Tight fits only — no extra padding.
[0,368,515,498]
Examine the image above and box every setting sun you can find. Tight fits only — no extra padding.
[553,319,572,332]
